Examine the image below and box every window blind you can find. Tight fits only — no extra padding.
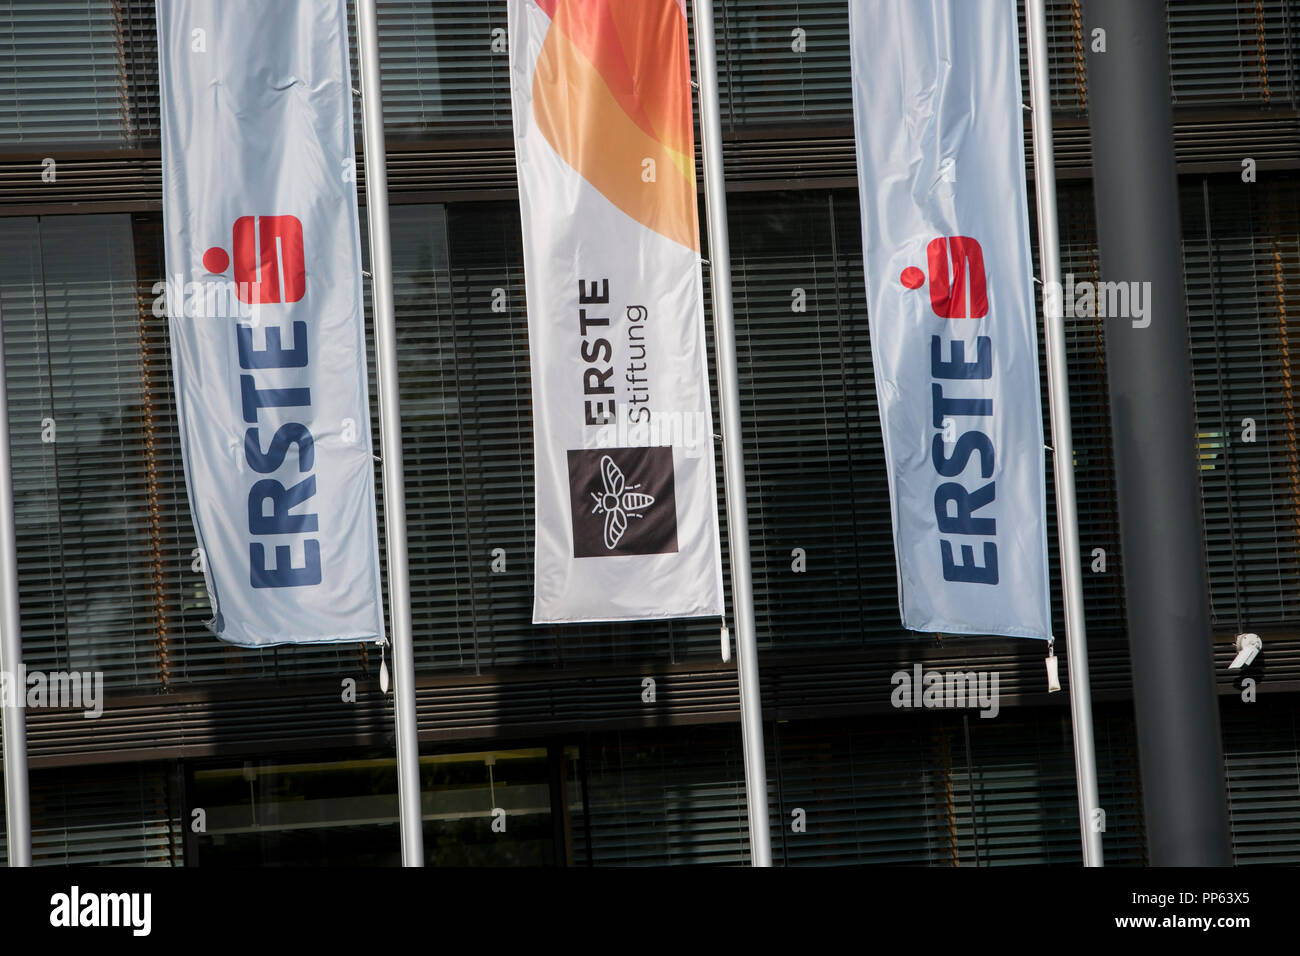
[1167,0,1297,106]
[30,763,181,866]
[0,0,128,147]
[0,214,166,688]
[5,0,1292,150]
[955,711,1146,865]
[1224,702,1300,863]
[575,725,751,866]
[766,719,960,865]
[1185,176,1300,631]
[577,709,1148,867]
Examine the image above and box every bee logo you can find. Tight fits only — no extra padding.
[590,454,657,550]
[567,446,677,558]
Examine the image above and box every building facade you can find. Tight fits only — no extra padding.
[0,0,1298,865]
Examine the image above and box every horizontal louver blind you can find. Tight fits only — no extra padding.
[1185,177,1300,630]
[767,720,956,865]
[716,0,852,127]
[382,204,470,670]
[1036,183,1128,638]
[0,214,168,689]
[955,712,1145,865]
[429,201,536,669]
[0,0,127,147]
[709,0,1096,128]
[576,710,1146,867]
[1020,0,1092,114]
[11,0,1292,152]
[347,0,513,139]
[31,764,180,865]
[730,192,891,649]
[129,214,217,685]
[576,726,751,866]
[1224,703,1300,863]
[0,217,63,675]
[767,713,1144,866]
[1168,0,1297,106]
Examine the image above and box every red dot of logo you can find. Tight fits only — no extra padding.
[203,247,230,274]
[900,266,925,289]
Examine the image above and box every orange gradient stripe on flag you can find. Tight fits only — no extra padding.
[532,0,699,251]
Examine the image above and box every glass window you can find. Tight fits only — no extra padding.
[188,745,584,866]
[0,214,164,686]
[0,0,131,147]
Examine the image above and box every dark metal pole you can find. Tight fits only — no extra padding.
[1083,0,1232,865]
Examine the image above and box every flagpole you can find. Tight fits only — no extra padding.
[691,0,773,868]
[1026,0,1104,867]
[0,304,31,867]
[355,0,424,867]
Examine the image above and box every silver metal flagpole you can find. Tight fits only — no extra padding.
[691,0,773,868]
[355,0,424,868]
[0,305,31,867]
[1026,0,1104,867]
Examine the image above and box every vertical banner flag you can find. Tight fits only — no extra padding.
[508,0,724,623]
[849,0,1052,639]
[156,0,385,646]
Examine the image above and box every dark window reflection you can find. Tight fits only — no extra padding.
[188,745,583,866]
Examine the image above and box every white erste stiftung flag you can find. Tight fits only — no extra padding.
[508,0,724,622]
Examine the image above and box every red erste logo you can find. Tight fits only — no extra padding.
[203,215,306,304]
[899,235,988,319]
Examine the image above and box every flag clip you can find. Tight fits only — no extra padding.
[379,641,390,695]
[720,622,731,663]
[1046,640,1060,693]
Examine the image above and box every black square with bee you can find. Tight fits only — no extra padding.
[566,447,679,558]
